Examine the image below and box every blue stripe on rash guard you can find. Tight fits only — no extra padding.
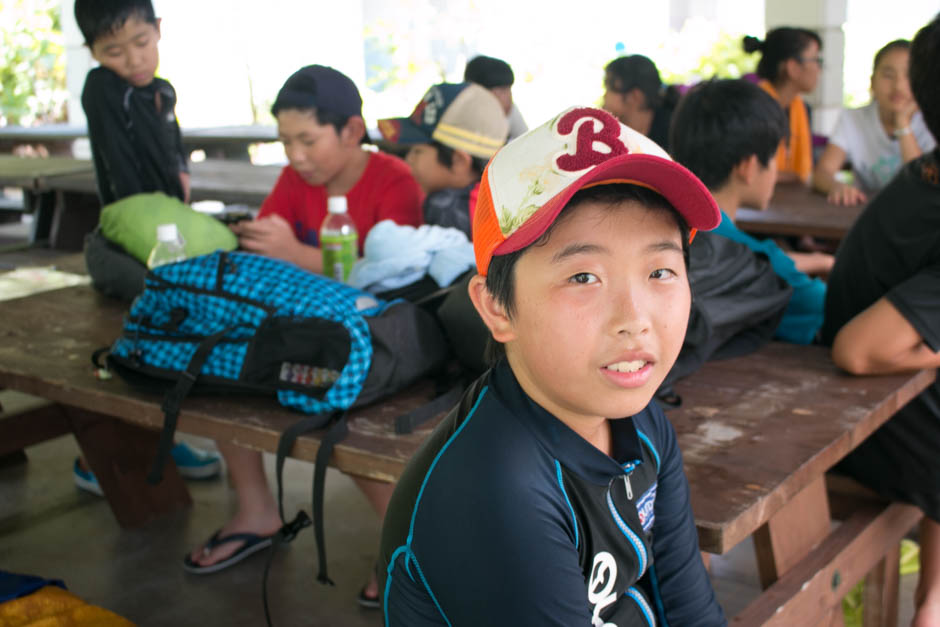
[606,489,648,575]
[636,430,661,472]
[412,554,450,627]
[406,386,488,545]
[554,460,580,550]
[384,545,410,627]
[647,563,669,627]
[626,586,657,627]
[393,385,487,627]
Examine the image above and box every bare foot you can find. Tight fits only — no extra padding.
[362,571,379,600]
[188,510,282,568]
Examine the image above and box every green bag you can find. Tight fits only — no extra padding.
[99,192,238,263]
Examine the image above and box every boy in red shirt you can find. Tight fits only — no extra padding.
[233,65,423,270]
[187,67,422,608]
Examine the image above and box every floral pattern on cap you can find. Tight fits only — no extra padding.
[488,107,671,237]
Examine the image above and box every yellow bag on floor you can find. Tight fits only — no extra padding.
[0,585,134,627]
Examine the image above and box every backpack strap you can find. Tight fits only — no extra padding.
[261,411,348,627]
[146,325,239,485]
[395,384,463,434]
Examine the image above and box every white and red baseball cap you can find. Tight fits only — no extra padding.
[472,106,720,275]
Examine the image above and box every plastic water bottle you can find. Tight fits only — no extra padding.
[147,223,187,269]
[320,196,358,282]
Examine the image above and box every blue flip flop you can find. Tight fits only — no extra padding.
[182,529,274,575]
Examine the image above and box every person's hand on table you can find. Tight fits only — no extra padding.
[231,214,304,263]
[827,182,867,206]
[788,251,835,277]
[892,100,918,131]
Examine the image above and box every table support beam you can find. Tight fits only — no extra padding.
[66,406,192,528]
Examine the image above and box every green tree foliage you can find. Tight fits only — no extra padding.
[660,31,758,87]
[1,0,68,126]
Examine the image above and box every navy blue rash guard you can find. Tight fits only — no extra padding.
[380,360,725,626]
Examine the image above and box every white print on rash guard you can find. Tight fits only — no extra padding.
[589,551,618,627]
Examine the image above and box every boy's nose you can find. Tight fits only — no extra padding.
[611,288,651,337]
[286,145,306,165]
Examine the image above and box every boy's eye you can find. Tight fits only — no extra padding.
[569,272,598,284]
[650,268,677,280]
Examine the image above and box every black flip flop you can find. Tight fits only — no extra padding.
[357,585,381,610]
[182,529,275,575]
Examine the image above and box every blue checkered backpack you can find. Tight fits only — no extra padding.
[99,250,449,590]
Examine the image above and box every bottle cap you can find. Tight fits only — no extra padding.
[156,223,179,241]
[327,196,348,214]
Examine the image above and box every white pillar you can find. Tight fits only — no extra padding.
[765,0,847,135]
[60,0,93,127]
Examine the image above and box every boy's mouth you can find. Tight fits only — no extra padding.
[604,360,647,373]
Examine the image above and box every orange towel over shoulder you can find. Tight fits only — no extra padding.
[759,79,813,182]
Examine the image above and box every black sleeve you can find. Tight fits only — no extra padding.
[644,407,726,625]
[167,83,188,174]
[81,68,143,204]
[886,262,940,352]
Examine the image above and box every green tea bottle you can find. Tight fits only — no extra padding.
[320,196,358,283]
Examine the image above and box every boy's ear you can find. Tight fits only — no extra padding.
[733,154,760,185]
[783,57,801,82]
[625,88,646,110]
[340,116,367,147]
[467,275,515,343]
[451,148,473,174]
[155,17,162,38]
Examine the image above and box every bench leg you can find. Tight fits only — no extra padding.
[66,406,191,528]
[754,475,832,588]
[862,543,901,627]
[49,190,100,251]
[733,503,922,626]
[0,402,70,456]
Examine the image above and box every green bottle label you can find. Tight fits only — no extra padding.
[321,232,358,283]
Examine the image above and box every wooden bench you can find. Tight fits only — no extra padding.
[736,181,864,241]
[0,279,933,624]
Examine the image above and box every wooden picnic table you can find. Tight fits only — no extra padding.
[736,182,864,240]
[39,158,281,205]
[0,155,282,249]
[0,154,95,189]
[0,123,279,160]
[0,258,933,624]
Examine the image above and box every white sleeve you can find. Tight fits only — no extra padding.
[827,108,855,156]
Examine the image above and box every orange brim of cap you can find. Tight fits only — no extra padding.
[473,154,720,275]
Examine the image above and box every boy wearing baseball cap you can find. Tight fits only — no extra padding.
[378,82,508,238]
[233,65,423,270]
[380,107,725,625]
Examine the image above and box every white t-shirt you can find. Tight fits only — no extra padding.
[828,102,936,192]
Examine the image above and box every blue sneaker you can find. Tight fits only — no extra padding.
[171,441,222,479]
[73,458,104,497]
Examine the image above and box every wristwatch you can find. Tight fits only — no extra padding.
[894,126,913,138]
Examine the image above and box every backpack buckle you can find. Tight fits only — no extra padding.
[279,510,311,543]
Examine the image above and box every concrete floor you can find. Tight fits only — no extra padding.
[0,214,920,626]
